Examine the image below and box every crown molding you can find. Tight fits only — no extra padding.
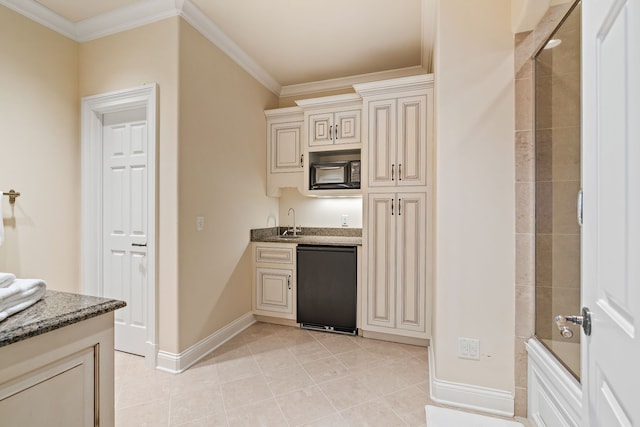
[294,93,362,109]
[0,0,77,39]
[280,65,426,99]
[178,0,281,94]
[2,0,282,95]
[354,73,434,98]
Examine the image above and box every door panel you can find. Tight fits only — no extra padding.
[396,193,426,332]
[334,109,361,144]
[256,268,293,314]
[102,108,148,356]
[271,121,303,172]
[582,0,640,425]
[309,112,334,146]
[368,100,397,187]
[367,194,396,327]
[397,96,427,187]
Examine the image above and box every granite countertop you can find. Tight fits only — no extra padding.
[251,227,362,246]
[0,290,126,348]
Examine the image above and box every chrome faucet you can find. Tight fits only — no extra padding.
[286,208,301,236]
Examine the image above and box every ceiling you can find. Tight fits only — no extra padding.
[28,0,428,92]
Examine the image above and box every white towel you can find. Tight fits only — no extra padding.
[0,272,15,288]
[0,279,47,322]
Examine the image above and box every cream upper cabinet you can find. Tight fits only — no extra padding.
[296,94,362,149]
[252,243,296,320]
[364,192,429,338]
[308,109,361,146]
[265,107,304,196]
[367,94,430,188]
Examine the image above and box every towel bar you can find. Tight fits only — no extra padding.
[2,189,20,204]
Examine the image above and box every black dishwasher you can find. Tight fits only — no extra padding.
[296,245,357,335]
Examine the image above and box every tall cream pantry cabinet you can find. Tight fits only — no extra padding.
[355,75,434,343]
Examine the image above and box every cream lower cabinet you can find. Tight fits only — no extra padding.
[0,313,116,427]
[363,192,429,339]
[252,243,296,320]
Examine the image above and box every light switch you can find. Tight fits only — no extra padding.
[196,216,205,231]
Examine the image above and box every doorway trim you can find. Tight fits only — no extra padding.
[81,84,158,367]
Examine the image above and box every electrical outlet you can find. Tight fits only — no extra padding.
[196,216,205,231]
[458,337,480,360]
[341,214,349,227]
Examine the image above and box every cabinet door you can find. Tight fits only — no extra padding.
[308,112,334,146]
[334,109,361,145]
[366,193,397,328]
[395,192,427,333]
[397,96,427,187]
[367,99,397,188]
[270,121,303,173]
[256,267,293,315]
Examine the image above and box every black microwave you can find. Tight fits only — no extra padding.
[310,160,361,190]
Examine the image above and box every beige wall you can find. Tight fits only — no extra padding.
[0,6,80,293]
[79,18,181,353]
[177,20,279,350]
[433,0,515,392]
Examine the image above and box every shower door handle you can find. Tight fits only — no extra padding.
[555,307,592,338]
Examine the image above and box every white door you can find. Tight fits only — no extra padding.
[102,108,149,356]
[582,0,640,425]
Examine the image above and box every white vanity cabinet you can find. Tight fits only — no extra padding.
[363,192,429,339]
[252,243,297,320]
[265,107,304,196]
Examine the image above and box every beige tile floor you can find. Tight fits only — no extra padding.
[115,322,432,426]
[115,322,531,427]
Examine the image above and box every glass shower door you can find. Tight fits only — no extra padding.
[534,1,582,380]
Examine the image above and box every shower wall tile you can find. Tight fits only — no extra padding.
[552,234,581,288]
[535,129,553,182]
[515,31,534,79]
[535,182,553,234]
[516,285,535,337]
[535,285,553,340]
[515,78,533,132]
[516,234,534,285]
[515,338,529,388]
[552,180,581,235]
[551,126,581,181]
[515,131,534,183]
[516,183,534,234]
[537,72,581,129]
[514,386,528,418]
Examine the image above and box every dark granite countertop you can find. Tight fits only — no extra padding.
[0,290,126,348]
[251,227,362,246]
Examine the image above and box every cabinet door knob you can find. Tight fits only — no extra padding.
[391,164,395,181]
[391,198,394,215]
[398,199,402,215]
[300,154,304,168]
[398,164,402,181]
[287,275,292,290]
[335,124,339,140]
[329,125,333,141]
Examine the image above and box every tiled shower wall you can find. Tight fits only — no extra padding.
[513,3,573,417]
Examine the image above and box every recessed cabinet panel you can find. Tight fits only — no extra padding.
[271,122,303,173]
[256,246,294,264]
[397,96,427,187]
[256,267,293,314]
[367,194,396,327]
[309,113,334,146]
[335,110,361,144]
[396,193,426,332]
[368,101,397,187]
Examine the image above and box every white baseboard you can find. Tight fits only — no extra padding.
[156,312,256,374]
[428,346,515,417]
